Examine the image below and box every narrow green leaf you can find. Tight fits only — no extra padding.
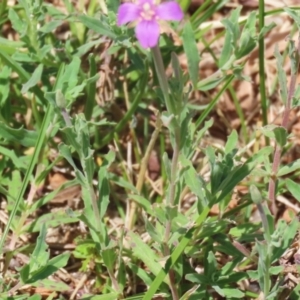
[98,168,110,219]
[286,179,300,202]
[215,147,273,203]
[284,7,300,30]
[21,64,43,94]
[142,207,210,300]
[129,195,153,216]
[128,231,170,285]
[27,253,70,284]
[224,130,238,155]
[39,20,63,33]
[180,155,208,207]
[274,45,288,104]
[197,75,225,91]
[250,185,263,204]
[82,293,120,300]
[0,65,11,105]
[23,211,79,233]
[0,105,53,253]
[236,11,256,59]
[102,248,117,273]
[217,287,244,298]
[28,295,42,300]
[182,21,200,88]
[29,224,49,273]
[77,14,116,39]
[278,159,300,176]
[47,252,70,269]
[31,278,71,292]
[8,8,27,35]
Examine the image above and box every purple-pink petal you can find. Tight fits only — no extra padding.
[136,0,155,6]
[135,20,160,48]
[156,1,184,21]
[117,3,140,26]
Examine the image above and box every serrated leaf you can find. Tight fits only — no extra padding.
[215,147,273,203]
[9,8,27,35]
[0,122,38,147]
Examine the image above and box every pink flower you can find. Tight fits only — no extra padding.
[117,0,183,48]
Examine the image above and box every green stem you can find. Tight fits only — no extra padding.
[0,0,7,19]
[0,106,53,254]
[258,0,269,145]
[151,45,180,300]
[142,207,210,300]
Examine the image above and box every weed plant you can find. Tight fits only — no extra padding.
[0,0,300,299]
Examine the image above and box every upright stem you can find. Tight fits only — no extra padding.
[268,36,300,214]
[162,130,180,300]
[151,45,180,300]
[258,0,269,143]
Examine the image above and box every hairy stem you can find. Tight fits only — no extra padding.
[151,45,180,300]
[268,35,300,214]
[162,130,180,300]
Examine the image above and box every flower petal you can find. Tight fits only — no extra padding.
[135,20,160,48]
[136,0,155,5]
[117,3,140,26]
[157,1,183,21]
